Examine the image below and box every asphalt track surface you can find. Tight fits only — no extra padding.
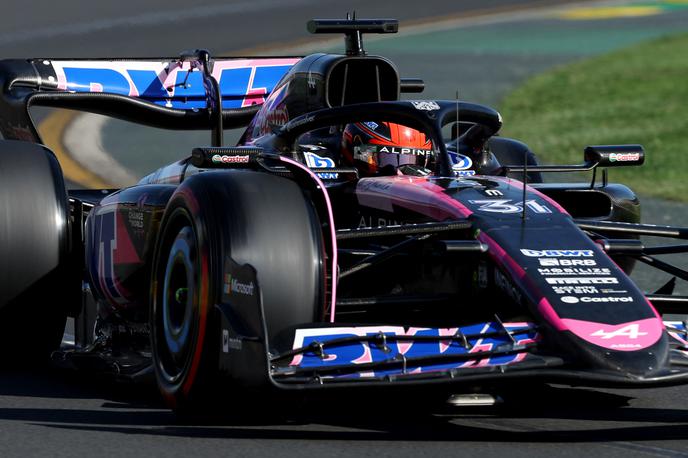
[3,1,688,457]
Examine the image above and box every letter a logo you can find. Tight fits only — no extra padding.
[591,324,648,339]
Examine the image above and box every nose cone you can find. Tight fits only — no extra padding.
[602,340,669,378]
[562,317,668,377]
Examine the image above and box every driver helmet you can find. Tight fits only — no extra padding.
[341,122,434,176]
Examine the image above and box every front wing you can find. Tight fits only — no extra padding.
[264,321,688,389]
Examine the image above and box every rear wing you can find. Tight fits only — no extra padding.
[0,53,300,143]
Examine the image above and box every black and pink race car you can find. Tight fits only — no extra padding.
[1,18,688,411]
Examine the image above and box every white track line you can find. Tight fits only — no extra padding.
[63,113,138,187]
[260,0,644,55]
[59,0,634,185]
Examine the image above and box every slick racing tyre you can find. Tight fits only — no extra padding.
[0,140,72,363]
[151,170,324,411]
[488,137,543,184]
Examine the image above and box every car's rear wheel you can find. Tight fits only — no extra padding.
[489,137,543,183]
[0,140,74,363]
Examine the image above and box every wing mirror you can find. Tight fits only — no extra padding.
[584,145,644,167]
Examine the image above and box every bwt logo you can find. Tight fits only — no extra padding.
[51,60,296,109]
[289,324,538,373]
[521,249,594,257]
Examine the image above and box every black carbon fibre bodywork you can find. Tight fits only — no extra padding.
[2,20,688,403]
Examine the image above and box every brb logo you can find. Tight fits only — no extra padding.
[50,58,299,109]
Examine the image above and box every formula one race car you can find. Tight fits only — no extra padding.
[2,18,688,411]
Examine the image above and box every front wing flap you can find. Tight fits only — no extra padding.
[273,321,539,380]
[268,320,688,388]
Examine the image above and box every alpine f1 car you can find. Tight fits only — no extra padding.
[2,18,688,411]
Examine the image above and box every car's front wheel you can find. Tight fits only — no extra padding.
[150,170,326,412]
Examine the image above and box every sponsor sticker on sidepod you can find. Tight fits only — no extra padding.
[304,152,339,179]
[521,249,594,257]
[410,100,441,111]
[546,277,618,285]
[561,296,633,304]
[223,274,254,296]
[538,268,611,276]
[539,259,597,266]
[212,154,250,164]
[609,152,641,162]
[304,152,335,168]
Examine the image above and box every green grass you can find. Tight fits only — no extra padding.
[499,32,688,201]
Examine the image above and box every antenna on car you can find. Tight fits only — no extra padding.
[456,89,460,167]
[307,15,398,56]
[522,149,527,221]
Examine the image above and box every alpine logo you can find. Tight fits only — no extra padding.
[562,317,662,351]
[378,146,431,156]
[521,249,594,257]
[591,324,648,339]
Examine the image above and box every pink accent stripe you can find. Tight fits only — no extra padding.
[279,156,338,322]
[592,242,662,323]
[477,231,525,277]
[561,317,663,351]
[478,231,567,331]
[356,177,472,220]
[416,179,473,217]
[219,58,301,69]
[537,298,566,331]
[669,331,688,347]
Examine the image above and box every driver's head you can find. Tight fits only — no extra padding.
[341,122,434,177]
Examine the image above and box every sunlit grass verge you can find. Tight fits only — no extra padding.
[499,32,688,201]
